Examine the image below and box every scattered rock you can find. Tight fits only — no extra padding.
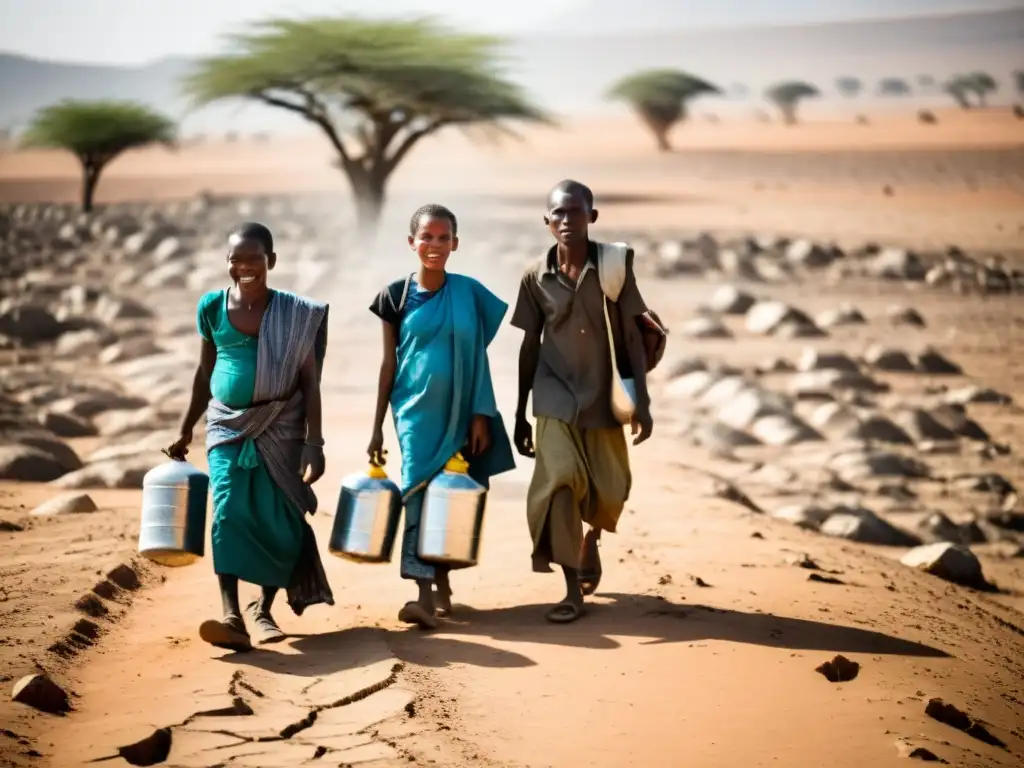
[745,301,822,337]
[815,654,860,682]
[820,507,921,546]
[895,740,947,762]
[750,414,821,446]
[0,444,69,482]
[11,673,71,714]
[888,305,926,327]
[864,345,916,372]
[706,285,756,315]
[786,239,833,269]
[815,303,866,329]
[30,492,98,517]
[915,348,962,375]
[38,410,97,438]
[916,512,986,546]
[808,573,845,585]
[51,458,153,489]
[772,504,832,530]
[901,543,989,589]
[924,698,1006,748]
[868,248,926,281]
[0,519,25,532]
[796,349,860,373]
[830,450,930,480]
[942,386,1012,406]
[892,409,958,443]
[681,316,732,339]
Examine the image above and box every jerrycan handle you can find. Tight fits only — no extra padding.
[368,449,389,479]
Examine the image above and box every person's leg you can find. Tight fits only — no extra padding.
[247,586,287,644]
[579,427,632,598]
[198,574,253,652]
[398,491,439,629]
[434,566,453,616]
[580,527,602,596]
[545,487,585,623]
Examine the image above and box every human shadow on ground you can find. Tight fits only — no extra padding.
[213,624,535,676]
[409,592,950,661]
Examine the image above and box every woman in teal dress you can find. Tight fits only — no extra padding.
[368,204,515,629]
[167,222,332,653]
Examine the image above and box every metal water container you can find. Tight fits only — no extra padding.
[418,452,487,567]
[138,460,209,566]
[329,462,402,563]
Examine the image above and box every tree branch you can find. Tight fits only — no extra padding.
[253,88,354,168]
[383,119,445,176]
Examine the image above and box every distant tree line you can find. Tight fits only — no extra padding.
[16,15,1024,214]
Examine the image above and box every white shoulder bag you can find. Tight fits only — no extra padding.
[596,242,637,425]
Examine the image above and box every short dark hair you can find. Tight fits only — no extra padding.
[410,204,458,236]
[229,221,274,253]
[548,179,594,210]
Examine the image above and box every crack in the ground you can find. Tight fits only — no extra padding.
[183,662,405,761]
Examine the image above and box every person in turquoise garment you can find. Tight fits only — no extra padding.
[368,204,516,629]
[167,222,332,653]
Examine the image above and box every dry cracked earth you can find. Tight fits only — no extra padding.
[2,181,1024,766]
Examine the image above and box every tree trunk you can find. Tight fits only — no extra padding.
[348,165,388,245]
[80,161,102,213]
[654,127,672,152]
[781,104,797,125]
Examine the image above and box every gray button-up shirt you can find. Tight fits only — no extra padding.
[511,241,649,429]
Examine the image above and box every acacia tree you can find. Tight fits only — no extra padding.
[184,18,547,237]
[877,77,912,97]
[945,72,998,109]
[606,69,720,151]
[835,76,863,98]
[765,81,820,125]
[22,101,175,212]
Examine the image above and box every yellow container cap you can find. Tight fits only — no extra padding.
[367,463,388,479]
[444,452,469,473]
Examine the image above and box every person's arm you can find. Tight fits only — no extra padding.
[617,250,653,443]
[516,331,541,420]
[166,339,215,459]
[369,320,398,459]
[297,348,327,483]
[509,271,543,457]
[298,349,323,446]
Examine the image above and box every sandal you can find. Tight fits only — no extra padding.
[545,601,586,624]
[580,533,602,597]
[247,600,287,645]
[398,601,439,630]
[199,617,253,653]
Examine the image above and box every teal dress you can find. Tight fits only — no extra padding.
[197,290,304,588]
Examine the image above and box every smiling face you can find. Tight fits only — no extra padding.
[409,214,458,272]
[227,235,275,295]
[544,187,598,246]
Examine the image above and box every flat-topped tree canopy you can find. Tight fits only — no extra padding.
[22,99,176,211]
[606,69,720,151]
[184,17,549,235]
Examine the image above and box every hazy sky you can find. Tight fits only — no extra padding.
[1,0,1014,65]
[0,0,569,65]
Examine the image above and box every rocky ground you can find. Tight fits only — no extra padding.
[1,182,1024,766]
